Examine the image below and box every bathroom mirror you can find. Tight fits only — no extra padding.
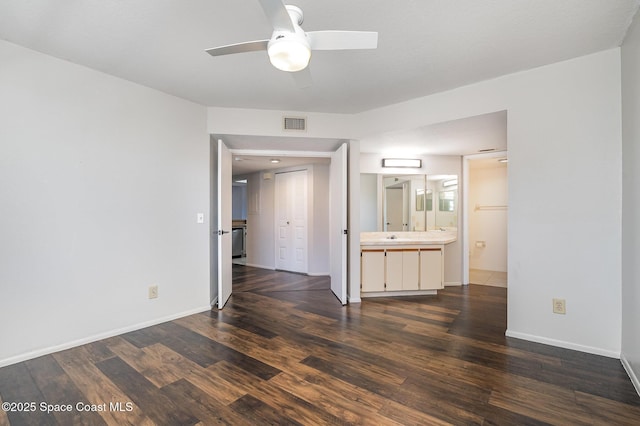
[426,175,458,229]
[360,174,427,232]
[361,173,459,231]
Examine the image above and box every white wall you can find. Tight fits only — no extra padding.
[359,173,378,231]
[0,40,210,366]
[621,9,640,393]
[245,164,330,274]
[357,49,623,357]
[469,163,508,272]
[310,164,331,275]
[207,107,355,139]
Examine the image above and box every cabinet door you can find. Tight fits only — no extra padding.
[361,250,385,292]
[420,249,443,290]
[402,250,420,290]
[385,250,404,291]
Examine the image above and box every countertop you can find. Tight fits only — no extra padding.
[360,230,457,246]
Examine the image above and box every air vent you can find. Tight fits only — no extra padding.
[283,116,307,132]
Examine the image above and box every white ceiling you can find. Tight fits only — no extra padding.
[1,1,637,173]
[231,155,330,176]
[1,0,637,115]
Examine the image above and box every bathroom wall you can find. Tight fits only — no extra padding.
[360,173,378,231]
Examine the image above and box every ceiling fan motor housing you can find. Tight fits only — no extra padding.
[285,5,304,25]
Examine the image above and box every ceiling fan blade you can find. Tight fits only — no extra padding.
[291,66,313,89]
[307,31,378,50]
[205,40,269,57]
[258,0,294,32]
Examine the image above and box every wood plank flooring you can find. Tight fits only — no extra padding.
[1,265,639,425]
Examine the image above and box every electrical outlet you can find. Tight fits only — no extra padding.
[553,298,566,314]
[148,285,158,299]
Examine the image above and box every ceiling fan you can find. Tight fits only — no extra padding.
[205,0,378,87]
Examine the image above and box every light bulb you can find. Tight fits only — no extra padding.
[268,37,311,72]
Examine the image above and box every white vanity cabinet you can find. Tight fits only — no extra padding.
[361,249,385,292]
[386,249,420,291]
[419,248,443,290]
[360,244,444,296]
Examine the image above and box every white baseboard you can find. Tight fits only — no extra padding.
[362,290,438,298]
[348,295,362,304]
[0,305,211,368]
[444,281,462,287]
[307,272,330,277]
[505,329,620,359]
[621,353,640,397]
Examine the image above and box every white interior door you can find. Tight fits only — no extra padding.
[217,140,232,309]
[275,170,308,273]
[330,143,347,304]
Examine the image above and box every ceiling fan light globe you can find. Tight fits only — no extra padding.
[267,38,311,72]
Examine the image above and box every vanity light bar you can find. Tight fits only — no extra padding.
[382,158,422,168]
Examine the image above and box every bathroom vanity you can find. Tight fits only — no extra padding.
[359,171,459,297]
[360,231,457,297]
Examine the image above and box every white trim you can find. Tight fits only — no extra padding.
[307,272,330,277]
[621,353,640,397]
[444,281,462,287]
[362,290,438,298]
[348,295,362,304]
[505,329,620,359]
[0,305,211,368]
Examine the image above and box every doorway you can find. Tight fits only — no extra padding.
[465,153,508,287]
[211,143,349,308]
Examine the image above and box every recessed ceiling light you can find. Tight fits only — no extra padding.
[234,157,243,161]
[270,159,281,164]
[498,158,508,163]
[478,148,496,153]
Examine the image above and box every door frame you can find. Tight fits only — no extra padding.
[461,150,508,285]
[210,147,351,305]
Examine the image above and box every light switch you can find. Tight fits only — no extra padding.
[197,213,204,224]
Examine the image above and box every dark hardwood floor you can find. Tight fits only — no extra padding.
[1,265,639,425]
